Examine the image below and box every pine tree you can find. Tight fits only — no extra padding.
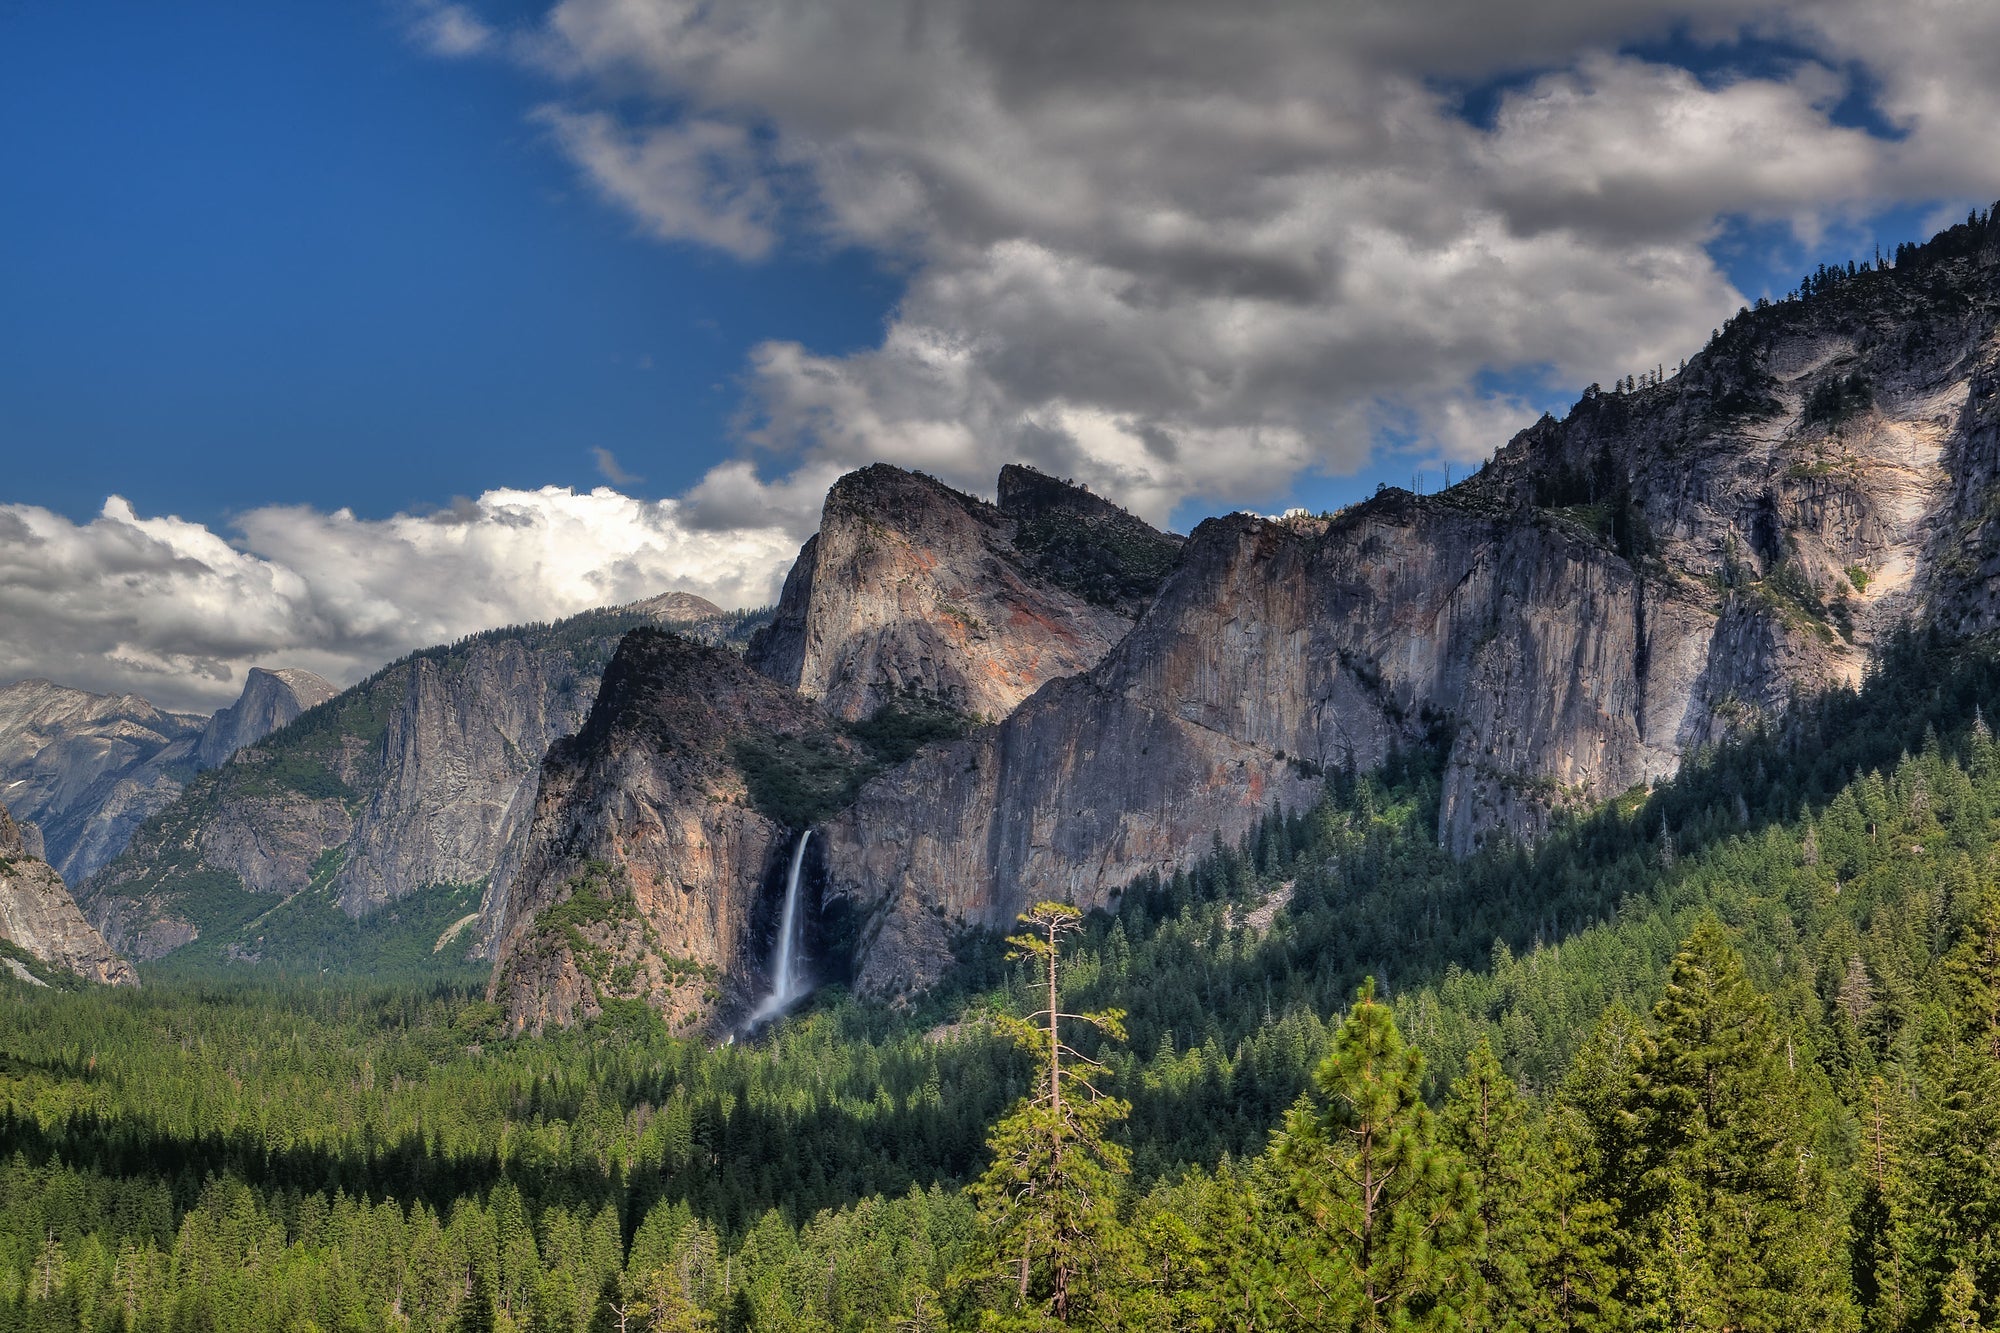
[1623,920,1855,1332]
[457,1267,497,1333]
[1266,979,1476,1331]
[1938,1262,1989,1333]
[964,901,1134,1329]
[1445,1040,1617,1332]
[1900,882,2000,1325]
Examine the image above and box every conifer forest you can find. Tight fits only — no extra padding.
[5,630,2000,1330]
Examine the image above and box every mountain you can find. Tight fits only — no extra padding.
[746,464,1180,722]
[0,668,334,887]
[78,596,769,971]
[828,221,2000,994]
[488,469,1180,1026]
[194,667,338,769]
[479,211,2000,1022]
[487,630,858,1033]
[0,802,134,987]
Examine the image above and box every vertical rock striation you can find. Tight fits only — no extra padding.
[0,803,135,986]
[747,464,1179,722]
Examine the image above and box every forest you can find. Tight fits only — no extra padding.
[5,627,2000,1330]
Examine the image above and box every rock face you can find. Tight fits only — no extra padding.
[487,631,855,1034]
[0,803,135,986]
[0,680,206,885]
[824,218,2000,994]
[747,464,1180,722]
[0,669,335,888]
[80,596,767,964]
[195,668,337,769]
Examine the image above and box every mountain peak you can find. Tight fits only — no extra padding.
[196,666,338,769]
[747,463,1176,722]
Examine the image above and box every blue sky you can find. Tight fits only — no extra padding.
[1,1,898,525]
[4,0,1998,707]
[0,1,1950,528]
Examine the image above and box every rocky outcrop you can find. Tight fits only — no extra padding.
[746,465,1179,723]
[0,803,135,986]
[194,668,336,769]
[0,680,206,885]
[0,668,343,888]
[81,596,766,964]
[487,631,855,1033]
[825,220,2000,994]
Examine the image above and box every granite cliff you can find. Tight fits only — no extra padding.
[487,630,857,1033]
[0,803,134,987]
[0,668,334,887]
[747,465,1180,722]
[825,218,2000,993]
[79,596,767,968]
[485,217,2000,1021]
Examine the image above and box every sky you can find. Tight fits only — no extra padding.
[4,0,2000,710]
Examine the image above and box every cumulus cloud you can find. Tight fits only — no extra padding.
[466,0,2000,524]
[0,490,795,712]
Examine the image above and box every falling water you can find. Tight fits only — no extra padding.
[749,830,812,1025]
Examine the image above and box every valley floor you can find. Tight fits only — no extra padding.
[4,630,2000,1330]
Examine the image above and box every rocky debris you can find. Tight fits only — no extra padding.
[195,668,337,769]
[487,630,856,1034]
[746,465,1178,723]
[0,803,135,986]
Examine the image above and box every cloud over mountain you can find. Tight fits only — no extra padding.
[0,489,793,711]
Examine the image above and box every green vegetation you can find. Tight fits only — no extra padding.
[732,732,875,829]
[1011,497,1184,611]
[847,691,978,763]
[13,625,2000,1326]
[1804,370,1875,429]
[147,877,490,986]
[733,692,978,828]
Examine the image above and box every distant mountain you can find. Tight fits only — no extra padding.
[79,594,772,974]
[0,667,333,886]
[0,801,134,987]
[194,668,338,769]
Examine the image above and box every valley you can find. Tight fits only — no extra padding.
[5,210,2000,1332]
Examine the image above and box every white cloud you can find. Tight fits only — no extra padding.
[405,1,495,58]
[481,0,2000,525]
[0,489,794,712]
[531,106,778,259]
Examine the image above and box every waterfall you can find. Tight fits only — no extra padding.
[749,830,812,1025]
